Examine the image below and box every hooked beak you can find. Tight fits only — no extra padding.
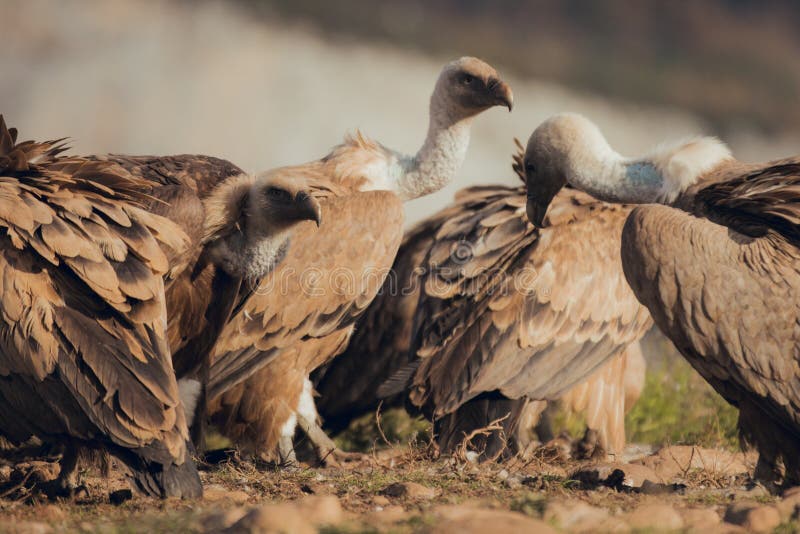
[294,191,322,227]
[526,193,555,228]
[493,80,513,112]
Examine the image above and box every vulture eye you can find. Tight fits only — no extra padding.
[525,162,536,174]
[266,187,291,201]
[460,74,475,85]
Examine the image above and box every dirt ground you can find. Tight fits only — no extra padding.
[0,440,797,534]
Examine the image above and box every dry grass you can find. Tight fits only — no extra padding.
[0,440,775,533]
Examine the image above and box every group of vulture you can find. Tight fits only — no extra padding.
[0,56,798,500]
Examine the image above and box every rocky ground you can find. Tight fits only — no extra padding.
[0,441,797,533]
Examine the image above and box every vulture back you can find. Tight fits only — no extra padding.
[0,117,201,497]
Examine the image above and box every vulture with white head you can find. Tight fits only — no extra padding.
[319,143,651,460]
[0,116,200,498]
[206,57,513,464]
[523,112,800,488]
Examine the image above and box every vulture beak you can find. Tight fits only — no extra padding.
[294,191,322,227]
[527,196,549,228]
[492,80,514,112]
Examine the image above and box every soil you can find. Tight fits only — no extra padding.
[0,443,796,533]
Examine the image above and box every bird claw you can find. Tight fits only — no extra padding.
[318,449,364,468]
[39,479,89,501]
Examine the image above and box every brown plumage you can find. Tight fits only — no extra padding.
[313,203,455,434]
[208,190,404,462]
[205,57,512,463]
[103,156,322,369]
[95,156,323,449]
[318,143,651,460]
[521,341,646,457]
[524,112,800,488]
[0,116,201,498]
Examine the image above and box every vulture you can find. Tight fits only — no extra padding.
[523,112,800,488]
[98,155,324,442]
[206,56,513,464]
[319,143,652,460]
[0,116,201,498]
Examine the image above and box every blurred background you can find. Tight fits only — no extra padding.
[2,0,798,446]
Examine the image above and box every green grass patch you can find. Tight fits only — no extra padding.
[334,408,431,452]
[625,356,739,449]
[548,349,739,450]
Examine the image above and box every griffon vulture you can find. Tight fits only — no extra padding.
[523,112,800,488]
[207,57,513,464]
[318,143,651,460]
[95,156,323,445]
[0,116,201,498]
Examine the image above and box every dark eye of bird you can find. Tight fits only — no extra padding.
[525,162,536,174]
[266,187,290,200]
[460,74,474,85]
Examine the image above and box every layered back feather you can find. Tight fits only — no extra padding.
[0,116,194,479]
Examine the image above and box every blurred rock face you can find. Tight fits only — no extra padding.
[1,0,796,224]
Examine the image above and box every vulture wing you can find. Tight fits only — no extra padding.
[0,117,197,495]
[313,199,462,431]
[406,187,652,417]
[208,189,404,399]
[101,154,253,377]
[623,163,800,456]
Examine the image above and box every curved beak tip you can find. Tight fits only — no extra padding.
[295,192,322,227]
[526,200,547,228]
[497,82,513,112]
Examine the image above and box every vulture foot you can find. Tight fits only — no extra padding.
[753,453,784,494]
[42,445,88,500]
[39,478,89,501]
[318,448,364,468]
[296,411,362,467]
[572,428,606,460]
[277,435,298,468]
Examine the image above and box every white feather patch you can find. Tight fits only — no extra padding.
[178,378,202,427]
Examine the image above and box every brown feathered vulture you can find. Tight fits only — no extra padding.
[362,143,653,460]
[523,112,800,489]
[205,57,513,464]
[0,116,201,498]
[97,156,323,444]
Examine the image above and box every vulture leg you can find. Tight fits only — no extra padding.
[737,402,800,491]
[435,394,525,462]
[175,270,246,453]
[753,454,783,493]
[531,402,555,443]
[277,433,297,467]
[40,445,88,500]
[572,428,605,460]
[295,378,362,466]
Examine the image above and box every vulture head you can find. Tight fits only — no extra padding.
[435,57,514,117]
[202,170,322,282]
[522,113,607,227]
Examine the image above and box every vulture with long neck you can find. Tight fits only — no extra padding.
[206,57,514,464]
[319,144,652,460]
[0,117,201,498]
[523,112,800,488]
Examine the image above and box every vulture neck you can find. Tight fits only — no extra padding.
[566,136,732,205]
[393,92,474,201]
